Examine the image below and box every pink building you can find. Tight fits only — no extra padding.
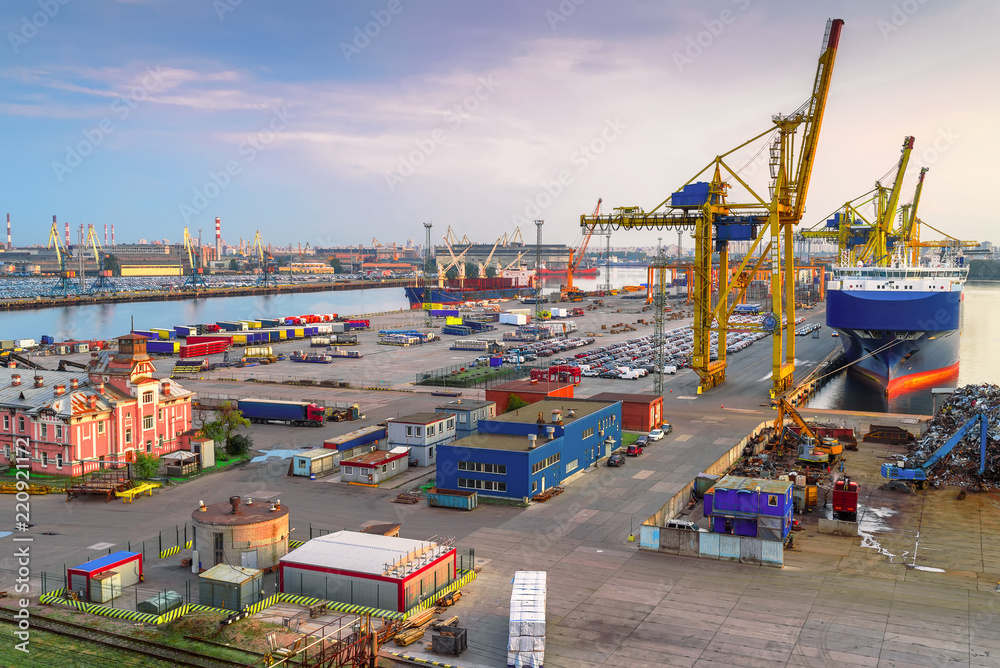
[0,334,194,476]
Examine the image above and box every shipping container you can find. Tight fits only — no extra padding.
[323,425,386,451]
[147,340,180,354]
[292,448,338,477]
[426,488,478,510]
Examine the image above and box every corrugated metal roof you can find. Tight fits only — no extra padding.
[294,448,334,460]
[199,563,261,584]
[714,475,792,494]
[281,530,451,578]
[387,412,447,425]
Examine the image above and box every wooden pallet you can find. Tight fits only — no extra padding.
[531,486,564,503]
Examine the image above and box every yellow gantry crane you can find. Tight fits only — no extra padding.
[85,224,117,293]
[180,227,208,290]
[252,230,278,287]
[581,18,844,396]
[46,220,79,296]
[565,198,601,296]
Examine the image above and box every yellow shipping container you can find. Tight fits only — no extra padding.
[446,316,462,325]
[279,330,287,340]
[233,334,247,345]
[294,328,304,338]
[241,321,261,329]
[151,329,170,340]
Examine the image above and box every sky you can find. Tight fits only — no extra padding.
[1,0,997,251]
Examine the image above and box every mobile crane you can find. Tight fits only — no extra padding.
[772,397,843,462]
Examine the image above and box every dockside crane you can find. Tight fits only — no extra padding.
[46,221,80,296]
[85,224,117,294]
[180,227,208,290]
[252,230,278,287]
[580,18,844,396]
[565,198,601,297]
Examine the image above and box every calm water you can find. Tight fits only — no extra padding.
[0,287,409,341]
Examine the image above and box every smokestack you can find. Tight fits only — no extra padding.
[64,220,69,248]
[10,374,21,386]
[230,496,241,514]
[33,375,44,388]
[6,214,10,250]
[111,224,115,247]
[104,224,108,246]
[215,217,221,259]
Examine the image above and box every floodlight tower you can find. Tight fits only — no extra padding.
[423,222,433,326]
[651,238,670,398]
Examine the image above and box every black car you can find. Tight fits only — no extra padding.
[607,453,626,467]
[635,435,650,447]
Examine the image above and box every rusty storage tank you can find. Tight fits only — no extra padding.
[191,496,290,572]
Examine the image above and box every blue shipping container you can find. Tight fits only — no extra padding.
[426,489,478,510]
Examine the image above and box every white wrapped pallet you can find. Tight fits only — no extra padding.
[508,571,546,668]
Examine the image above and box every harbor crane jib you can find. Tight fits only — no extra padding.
[581,18,844,396]
[86,223,117,294]
[180,226,208,290]
[46,219,80,297]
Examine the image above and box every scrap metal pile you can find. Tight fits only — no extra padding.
[904,384,1000,489]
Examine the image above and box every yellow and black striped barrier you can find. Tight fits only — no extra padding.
[289,539,306,549]
[159,545,181,559]
[386,652,466,668]
[403,569,477,618]
[275,592,404,620]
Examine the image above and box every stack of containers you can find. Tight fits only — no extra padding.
[507,571,546,668]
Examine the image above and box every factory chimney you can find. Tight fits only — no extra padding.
[111,224,115,247]
[64,220,69,248]
[6,214,10,250]
[215,217,221,259]
[104,224,108,246]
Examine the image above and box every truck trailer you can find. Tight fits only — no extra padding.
[237,399,325,427]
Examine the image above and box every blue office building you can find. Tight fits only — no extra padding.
[436,399,622,500]
[435,399,497,440]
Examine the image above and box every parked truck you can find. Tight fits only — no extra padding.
[237,399,325,427]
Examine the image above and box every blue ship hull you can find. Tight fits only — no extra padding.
[827,289,962,392]
[404,286,534,308]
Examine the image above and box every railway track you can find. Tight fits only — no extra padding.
[0,608,253,668]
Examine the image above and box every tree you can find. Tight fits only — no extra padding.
[103,253,121,276]
[133,452,160,479]
[446,265,460,280]
[229,258,240,271]
[200,402,250,450]
[465,263,480,279]
[329,257,344,273]
[485,265,498,278]
[506,394,529,411]
[226,433,254,458]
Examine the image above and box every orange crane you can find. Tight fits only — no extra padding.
[565,198,601,295]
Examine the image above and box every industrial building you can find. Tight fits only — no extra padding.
[385,412,456,467]
[67,551,143,603]
[485,380,575,414]
[435,399,622,500]
[279,531,457,613]
[435,399,497,439]
[199,563,264,611]
[191,496,290,571]
[340,447,410,485]
[704,476,794,541]
[0,333,194,476]
[587,392,664,432]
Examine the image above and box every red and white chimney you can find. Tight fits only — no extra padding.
[111,224,115,247]
[10,374,21,386]
[215,217,221,259]
[6,214,11,250]
[104,224,108,246]
[70,378,79,390]
[54,384,66,396]
[64,220,69,248]
[33,375,44,388]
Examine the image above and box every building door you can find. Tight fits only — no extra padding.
[214,532,224,565]
[241,551,257,569]
[541,475,545,493]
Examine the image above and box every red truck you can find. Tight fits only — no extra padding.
[832,476,859,522]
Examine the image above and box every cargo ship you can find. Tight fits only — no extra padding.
[826,263,967,393]
[404,277,535,309]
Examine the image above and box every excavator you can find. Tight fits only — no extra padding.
[771,397,843,463]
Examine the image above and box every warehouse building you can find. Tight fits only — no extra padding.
[340,447,410,485]
[192,496,290,571]
[280,531,457,613]
[386,413,456,467]
[485,379,575,414]
[436,399,622,500]
[587,392,664,432]
[67,551,143,603]
[435,399,496,439]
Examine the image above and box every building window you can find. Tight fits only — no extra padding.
[2,415,8,431]
[98,422,105,434]
[458,414,467,423]
[429,446,434,459]
[41,452,48,466]
[447,418,454,430]
[406,426,412,437]
[158,435,164,448]
[56,453,63,469]
[146,440,152,453]
[344,466,354,475]
[56,424,63,440]
[457,461,507,475]
[582,427,594,439]
[381,465,387,473]
[142,391,154,404]
[565,459,579,474]
[125,429,132,444]
[17,417,25,432]
[391,461,396,470]
[40,424,47,439]
[532,480,538,493]
[143,415,153,430]
[415,427,422,437]
[768,495,778,507]
[428,425,435,436]
[158,409,163,421]
[458,478,507,493]
[531,453,560,475]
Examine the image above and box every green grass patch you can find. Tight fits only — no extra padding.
[477,495,529,508]
[621,432,640,447]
